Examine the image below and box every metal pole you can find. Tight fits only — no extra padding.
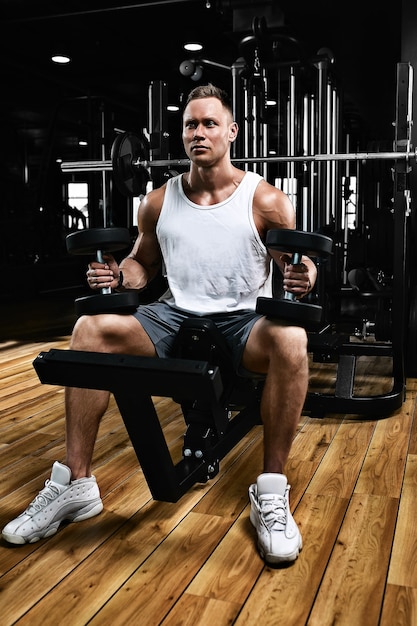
[287,67,296,209]
[244,80,250,169]
[316,53,328,230]
[61,150,417,174]
[100,107,107,227]
[310,96,316,231]
[262,68,268,180]
[302,94,309,231]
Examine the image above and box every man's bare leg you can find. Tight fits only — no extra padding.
[243,318,308,469]
[243,317,308,564]
[1,311,158,544]
[65,312,157,478]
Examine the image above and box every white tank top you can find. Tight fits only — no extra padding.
[156,171,272,314]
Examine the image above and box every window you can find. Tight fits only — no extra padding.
[341,176,357,230]
[65,182,89,230]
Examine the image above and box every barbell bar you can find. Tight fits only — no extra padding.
[61,131,416,197]
[61,149,417,173]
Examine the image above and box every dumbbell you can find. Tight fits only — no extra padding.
[256,229,333,325]
[66,227,139,316]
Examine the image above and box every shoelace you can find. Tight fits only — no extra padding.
[26,480,62,514]
[258,494,287,531]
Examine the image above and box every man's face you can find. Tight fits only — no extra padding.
[182,97,237,165]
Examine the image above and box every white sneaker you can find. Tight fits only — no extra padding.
[249,473,302,564]
[2,461,103,545]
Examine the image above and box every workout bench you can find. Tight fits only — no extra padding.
[33,318,263,503]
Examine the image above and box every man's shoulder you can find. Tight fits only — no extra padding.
[252,178,295,229]
[140,183,170,222]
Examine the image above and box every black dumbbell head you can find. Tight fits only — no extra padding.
[266,229,333,257]
[66,227,131,255]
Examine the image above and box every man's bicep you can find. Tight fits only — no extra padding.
[131,230,161,273]
[134,190,164,269]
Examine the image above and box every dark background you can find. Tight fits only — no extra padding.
[1,1,402,170]
[0,0,405,299]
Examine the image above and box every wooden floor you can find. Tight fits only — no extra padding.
[1,293,417,625]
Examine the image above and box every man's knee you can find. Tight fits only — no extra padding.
[245,320,307,373]
[70,313,156,356]
[70,315,105,350]
[267,323,308,364]
[70,313,130,351]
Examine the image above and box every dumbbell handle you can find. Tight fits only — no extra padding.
[284,251,302,302]
[96,250,111,295]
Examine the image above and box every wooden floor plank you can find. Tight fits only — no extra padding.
[161,594,240,626]
[306,420,376,498]
[354,402,414,498]
[307,494,398,626]
[387,454,417,588]
[184,508,263,606]
[86,512,232,625]
[380,584,417,626]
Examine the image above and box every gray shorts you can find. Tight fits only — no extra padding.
[132,302,262,375]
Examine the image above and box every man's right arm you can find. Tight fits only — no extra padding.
[118,186,165,291]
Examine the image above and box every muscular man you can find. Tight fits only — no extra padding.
[3,84,316,564]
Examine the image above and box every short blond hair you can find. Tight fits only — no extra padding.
[184,84,233,117]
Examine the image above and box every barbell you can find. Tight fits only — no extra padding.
[61,132,416,197]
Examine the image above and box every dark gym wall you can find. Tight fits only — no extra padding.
[277,0,402,144]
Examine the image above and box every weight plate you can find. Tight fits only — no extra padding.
[256,296,323,325]
[111,132,151,197]
[66,227,131,255]
[266,229,333,257]
[74,291,140,316]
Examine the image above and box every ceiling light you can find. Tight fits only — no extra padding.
[51,54,71,64]
[78,140,88,146]
[167,105,179,112]
[183,42,203,52]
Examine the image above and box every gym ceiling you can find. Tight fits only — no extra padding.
[1,0,401,174]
